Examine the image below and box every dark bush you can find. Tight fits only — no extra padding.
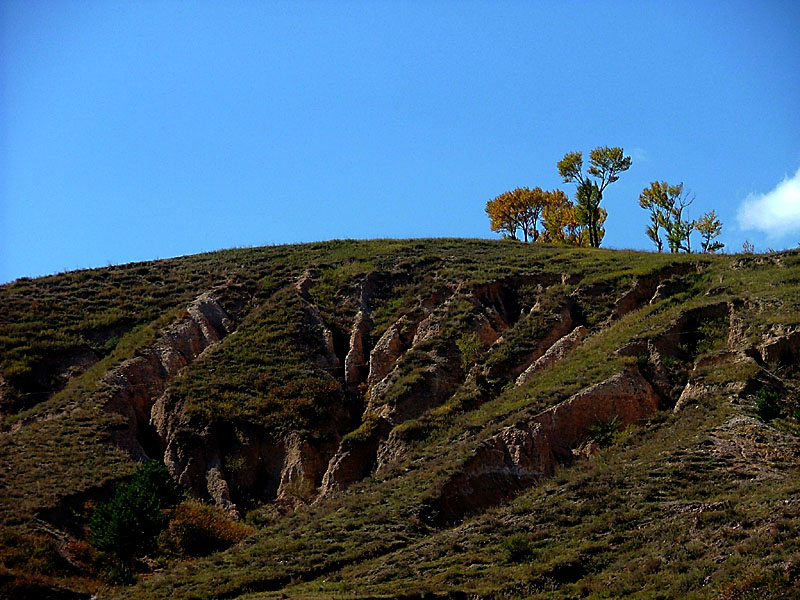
[588,415,621,448]
[755,388,782,422]
[500,533,535,563]
[88,462,183,582]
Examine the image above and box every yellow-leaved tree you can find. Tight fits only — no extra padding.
[485,187,549,242]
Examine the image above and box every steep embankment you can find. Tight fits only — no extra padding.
[1,240,799,600]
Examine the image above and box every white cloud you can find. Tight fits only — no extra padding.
[738,167,800,237]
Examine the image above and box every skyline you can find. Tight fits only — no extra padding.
[2,1,799,283]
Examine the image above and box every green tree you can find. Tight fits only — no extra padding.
[638,181,695,253]
[557,146,631,247]
[638,183,669,252]
[696,210,724,253]
[89,461,183,582]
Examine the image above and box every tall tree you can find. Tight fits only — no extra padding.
[557,146,631,247]
[638,182,670,252]
[574,180,603,248]
[696,210,724,253]
[638,181,695,253]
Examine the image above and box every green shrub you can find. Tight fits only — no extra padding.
[588,415,621,449]
[456,332,481,371]
[88,462,183,582]
[500,533,535,563]
[755,387,782,422]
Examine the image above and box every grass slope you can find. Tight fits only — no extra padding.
[1,239,798,599]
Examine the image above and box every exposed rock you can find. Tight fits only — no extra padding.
[277,433,334,501]
[368,351,462,425]
[295,269,320,301]
[154,392,342,512]
[486,304,576,383]
[473,312,502,347]
[613,262,698,318]
[374,427,412,473]
[516,326,588,387]
[103,290,243,460]
[472,281,517,330]
[367,315,420,388]
[318,418,391,497]
[413,312,442,346]
[674,352,741,412]
[427,370,659,525]
[710,412,800,481]
[760,328,800,366]
[731,254,785,270]
[345,310,372,386]
[650,302,730,359]
[205,459,237,515]
[303,302,340,372]
[649,276,689,304]
[618,302,733,409]
[294,272,344,373]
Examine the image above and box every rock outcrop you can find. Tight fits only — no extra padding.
[613,262,699,318]
[516,326,588,387]
[318,417,391,497]
[345,310,372,386]
[427,369,660,525]
[367,315,421,388]
[104,289,245,461]
[485,303,577,383]
[153,392,344,514]
[759,328,800,366]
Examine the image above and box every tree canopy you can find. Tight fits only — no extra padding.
[696,209,725,253]
[89,461,184,582]
[486,187,585,245]
[638,181,697,253]
[557,146,631,247]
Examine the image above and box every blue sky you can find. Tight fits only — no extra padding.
[2,1,799,283]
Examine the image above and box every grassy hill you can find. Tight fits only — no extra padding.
[1,239,799,599]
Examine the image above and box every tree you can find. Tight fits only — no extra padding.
[520,187,549,242]
[557,146,631,247]
[540,189,595,246]
[574,180,604,248]
[89,461,183,582]
[485,190,521,240]
[696,210,724,253]
[638,184,669,252]
[485,187,549,242]
[638,181,695,253]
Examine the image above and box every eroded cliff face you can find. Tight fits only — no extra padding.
[426,369,660,525]
[316,265,714,503]
[94,259,795,523]
[103,289,247,461]
[144,277,351,514]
